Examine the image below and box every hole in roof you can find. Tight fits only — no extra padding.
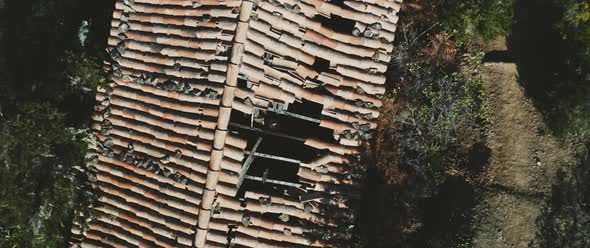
[289,99,323,120]
[237,77,249,89]
[311,56,331,74]
[313,13,355,34]
[230,108,326,197]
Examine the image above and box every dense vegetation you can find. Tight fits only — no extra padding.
[0,0,113,246]
[441,0,514,44]
[509,0,590,140]
[0,104,93,247]
[364,0,510,247]
[550,0,590,139]
[527,0,590,246]
[1,0,589,247]
[363,0,590,247]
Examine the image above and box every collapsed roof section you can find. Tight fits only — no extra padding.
[71,0,401,247]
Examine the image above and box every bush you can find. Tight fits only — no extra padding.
[375,73,487,245]
[560,1,590,55]
[513,0,590,140]
[384,64,488,185]
[371,3,492,245]
[440,0,514,45]
[556,0,590,140]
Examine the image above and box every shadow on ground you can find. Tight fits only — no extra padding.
[508,0,579,133]
[359,148,485,248]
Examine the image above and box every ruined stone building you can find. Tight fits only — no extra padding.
[70,0,401,247]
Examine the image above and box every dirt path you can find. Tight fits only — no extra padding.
[471,62,573,248]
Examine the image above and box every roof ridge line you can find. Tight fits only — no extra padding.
[193,1,254,247]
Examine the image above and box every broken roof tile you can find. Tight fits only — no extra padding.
[72,0,401,247]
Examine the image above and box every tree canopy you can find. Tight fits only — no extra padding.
[0,0,113,246]
[0,103,94,248]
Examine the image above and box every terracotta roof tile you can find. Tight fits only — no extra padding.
[73,0,401,247]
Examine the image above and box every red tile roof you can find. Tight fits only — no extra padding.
[71,0,401,247]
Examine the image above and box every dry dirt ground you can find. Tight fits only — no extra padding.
[471,61,575,247]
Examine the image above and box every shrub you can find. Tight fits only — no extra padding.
[440,0,514,45]
[389,67,488,183]
[556,0,590,140]
[370,1,493,246]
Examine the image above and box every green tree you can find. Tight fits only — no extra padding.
[0,2,111,246]
[64,50,108,94]
[560,0,590,68]
[0,103,96,248]
[548,0,590,139]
